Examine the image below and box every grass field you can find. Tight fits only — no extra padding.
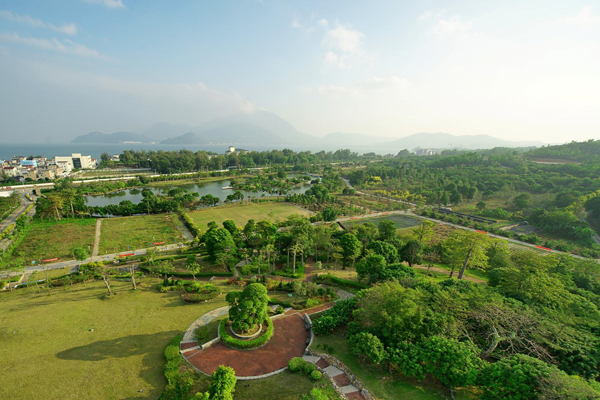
[186,367,340,400]
[187,202,311,231]
[0,278,231,400]
[341,214,421,230]
[171,255,229,274]
[313,331,479,400]
[99,214,184,254]
[7,218,96,265]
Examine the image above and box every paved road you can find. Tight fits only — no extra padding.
[0,242,185,279]
[0,192,34,235]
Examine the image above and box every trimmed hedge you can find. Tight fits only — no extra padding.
[219,316,274,349]
[310,370,322,381]
[139,264,234,278]
[272,263,305,279]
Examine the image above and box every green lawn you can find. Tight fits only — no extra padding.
[99,214,184,254]
[0,277,231,400]
[187,202,312,231]
[312,331,479,400]
[6,218,96,266]
[186,368,340,400]
[341,214,421,230]
[171,255,230,274]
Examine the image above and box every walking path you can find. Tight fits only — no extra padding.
[303,353,369,400]
[92,219,102,257]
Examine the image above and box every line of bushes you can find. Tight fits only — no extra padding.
[272,263,306,279]
[314,273,368,289]
[288,357,322,380]
[139,265,233,278]
[219,316,274,350]
[177,210,201,238]
[0,223,15,240]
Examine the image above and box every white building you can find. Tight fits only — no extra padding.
[54,153,95,170]
[225,146,236,155]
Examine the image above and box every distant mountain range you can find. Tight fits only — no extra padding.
[70,111,544,150]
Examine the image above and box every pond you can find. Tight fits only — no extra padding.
[85,175,315,207]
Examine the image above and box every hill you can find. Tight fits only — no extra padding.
[320,132,389,146]
[525,139,600,162]
[71,131,149,144]
[390,132,543,150]
[161,123,287,145]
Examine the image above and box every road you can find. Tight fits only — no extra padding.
[0,191,35,236]
[0,167,267,193]
[340,178,598,262]
[0,242,184,279]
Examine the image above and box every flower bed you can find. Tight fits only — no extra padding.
[219,316,274,350]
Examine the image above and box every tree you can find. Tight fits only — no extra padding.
[72,247,89,261]
[205,228,237,260]
[208,365,237,400]
[366,240,398,264]
[400,240,423,267]
[187,262,201,281]
[339,233,361,269]
[444,231,490,279]
[479,354,551,400]
[412,221,434,245]
[100,152,110,163]
[356,254,387,284]
[349,332,386,364]
[378,220,397,241]
[225,283,269,333]
[476,201,487,212]
[513,193,531,210]
[129,264,137,290]
[322,206,337,222]
[101,268,112,296]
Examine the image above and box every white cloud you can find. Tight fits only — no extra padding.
[418,11,433,22]
[431,16,471,37]
[291,18,314,33]
[324,51,347,68]
[0,10,77,35]
[318,18,328,27]
[561,6,600,28]
[83,0,125,9]
[322,22,365,54]
[0,32,102,58]
[356,76,410,90]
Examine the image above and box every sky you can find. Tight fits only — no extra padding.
[0,0,599,143]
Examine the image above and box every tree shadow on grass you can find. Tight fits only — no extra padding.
[56,330,179,398]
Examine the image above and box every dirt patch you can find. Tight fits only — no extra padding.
[186,313,309,377]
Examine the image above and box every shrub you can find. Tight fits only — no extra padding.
[0,280,7,289]
[219,316,274,349]
[312,298,357,335]
[275,306,285,314]
[288,357,306,372]
[305,298,322,308]
[303,362,316,375]
[310,370,322,381]
[164,345,180,361]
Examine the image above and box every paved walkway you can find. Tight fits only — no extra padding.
[92,219,102,257]
[184,312,309,377]
[304,355,365,400]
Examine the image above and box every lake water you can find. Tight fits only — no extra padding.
[85,176,313,207]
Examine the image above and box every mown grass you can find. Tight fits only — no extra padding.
[0,277,230,400]
[7,218,96,265]
[187,202,311,231]
[99,214,184,254]
[185,368,340,400]
[312,331,479,400]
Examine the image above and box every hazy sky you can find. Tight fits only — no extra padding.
[0,0,599,143]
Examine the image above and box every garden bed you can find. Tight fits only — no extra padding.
[219,316,274,350]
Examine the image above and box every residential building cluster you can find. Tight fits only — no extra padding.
[1,153,97,182]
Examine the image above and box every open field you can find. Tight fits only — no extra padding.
[6,218,96,265]
[313,330,478,400]
[99,214,184,254]
[0,278,231,400]
[187,202,311,231]
[341,214,421,230]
